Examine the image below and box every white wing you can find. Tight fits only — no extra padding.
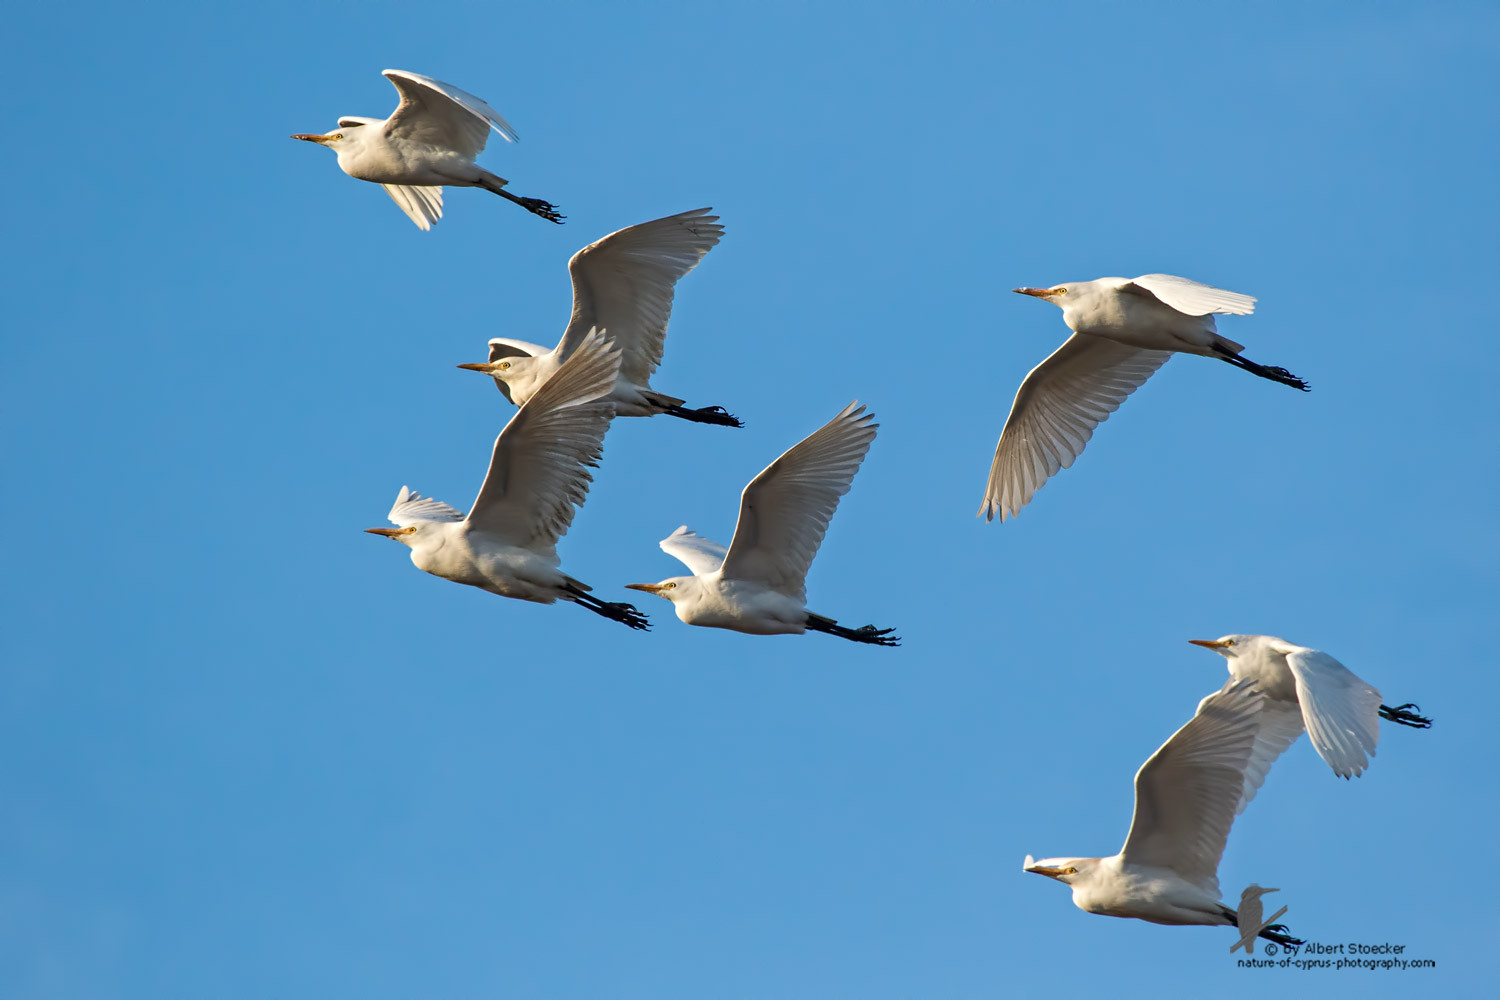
[659,525,729,576]
[554,208,724,387]
[488,338,551,362]
[381,184,444,231]
[466,328,621,549]
[382,69,519,159]
[979,335,1171,521]
[720,401,876,599]
[1120,680,1263,898]
[386,486,465,527]
[1125,274,1257,316]
[1281,645,1383,778]
[1193,682,1304,816]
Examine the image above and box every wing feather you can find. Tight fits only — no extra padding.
[659,526,729,575]
[979,335,1171,521]
[1283,646,1383,778]
[466,328,620,548]
[1120,680,1263,898]
[1126,274,1257,316]
[556,208,723,386]
[720,402,876,598]
[381,184,444,231]
[382,69,519,159]
[386,486,465,527]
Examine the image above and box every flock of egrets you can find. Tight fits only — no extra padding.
[294,69,1432,952]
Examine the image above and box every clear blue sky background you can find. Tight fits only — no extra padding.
[3,1,1496,996]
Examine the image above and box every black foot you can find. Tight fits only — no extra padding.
[664,403,744,427]
[1214,349,1310,391]
[805,615,901,647]
[519,197,565,224]
[1260,923,1305,948]
[1379,703,1433,728]
[564,584,650,630]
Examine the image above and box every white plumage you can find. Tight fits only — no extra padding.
[980,274,1307,522]
[457,208,739,425]
[365,328,648,629]
[292,69,562,229]
[1023,681,1302,946]
[625,402,898,645]
[1190,634,1432,779]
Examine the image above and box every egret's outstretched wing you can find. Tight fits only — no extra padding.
[1120,680,1262,898]
[1234,697,1303,815]
[382,69,519,159]
[1281,645,1383,778]
[488,338,550,362]
[386,486,465,527]
[980,335,1171,521]
[381,184,444,231]
[555,208,723,387]
[484,338,553,405]
[659,526,728,576]
[1124,274,1257,316]
[721,402,876,599]
[467,328,620,548]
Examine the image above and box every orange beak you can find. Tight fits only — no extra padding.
[290,133,332,144]
[364,527,405,537]
[455,362,496,374]
[624,583,667,595]
[1013,287,1054,298]
[1189,639,1232,649]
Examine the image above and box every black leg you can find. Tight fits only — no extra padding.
[563,584,650,631]
[1259,923,1305,948]
[662,403,744,428]
[805,614,901,647]
[1379,703,1433,728]
[494,187,565,223]
[1213,348,1310,391]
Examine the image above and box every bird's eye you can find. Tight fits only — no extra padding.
[1224,639,1236,647]
[333,133,344,141]
[1064,867,1077,874]
[499,362,511,370]
[664,582,676,589]
[1053,287,1067,295]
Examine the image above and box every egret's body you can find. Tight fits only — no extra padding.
[292,69,562,229]
[980,274,1308,522]
[1024,681,1303,945]
[1190,634,1432,779]
[458,208,739,426]
[365,329,646,629]
[626,402,898,645]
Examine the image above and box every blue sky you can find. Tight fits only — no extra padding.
[3,1,1497,996]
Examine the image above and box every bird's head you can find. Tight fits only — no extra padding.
[1188,634,1265,660]
[1013,284,1075,308]
[291,119,376,153]
[623,577,695,603]
[364,523,422,548]
[456,356,528,384]
[1023,855,1100,886]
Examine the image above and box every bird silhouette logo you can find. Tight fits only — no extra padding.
[1230,885,1289,954]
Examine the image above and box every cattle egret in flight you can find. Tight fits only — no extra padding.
[625,402,898,645]
[1023,681,1304,947]
[292,69,562,229]
[457,208,740,426]
[1190,634,1431,779]
[980,274,1307,522]
[365,329,647,629]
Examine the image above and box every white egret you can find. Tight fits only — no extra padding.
[365,328,647,629]
[980,274,1307,522]
[1190,635,1432,779]
[292,69,562,229]
[1023,681,1304,947]
[625,402,899,645]
[457,208,739,426]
